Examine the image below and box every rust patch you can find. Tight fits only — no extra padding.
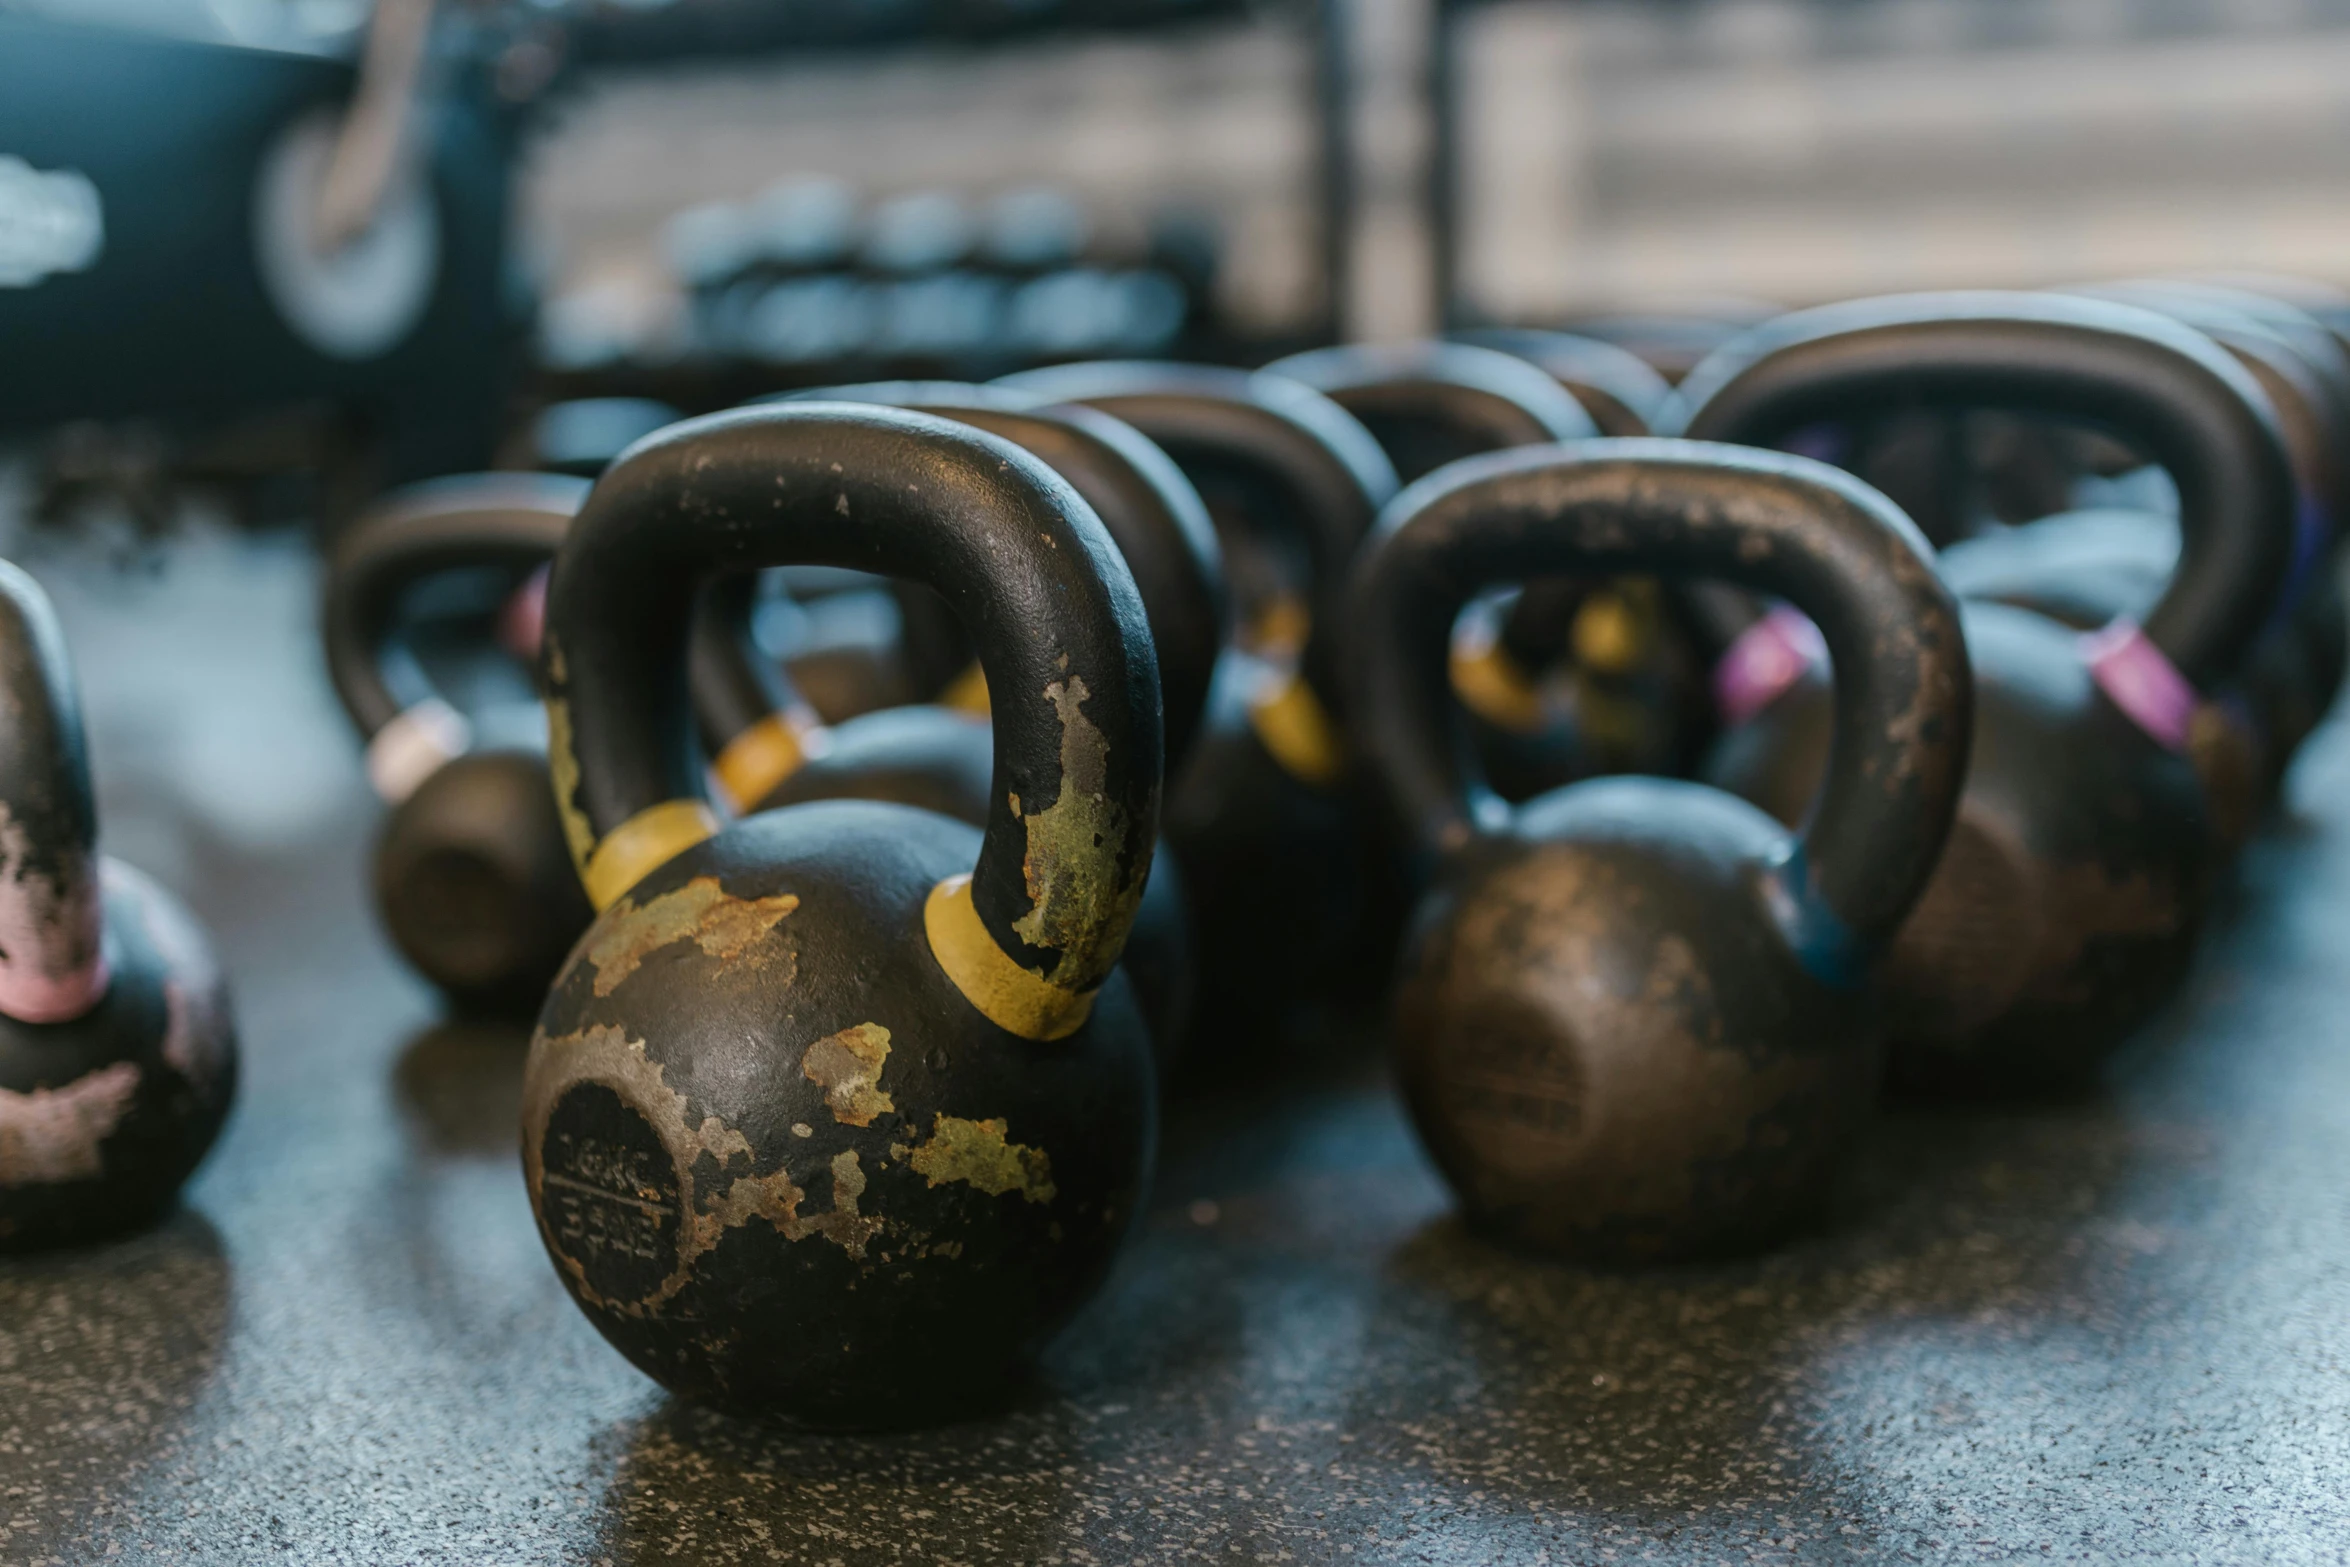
[1008,674,1145,992]
[698,1166,807,1248]
[543,640,598,870]
[800,1022,894,1127]
[0,1062,139,1184]
[0,804,106,1012]
[907,1115,1057,1205]
[121,863,232,1090]
[523,1025,902,1315]
[802,1150,885,1258]
[582,877,799,997]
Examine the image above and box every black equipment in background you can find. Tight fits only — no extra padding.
[0,10,535,511]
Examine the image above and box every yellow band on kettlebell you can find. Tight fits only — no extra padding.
[583,800,721,911]
[1248,669,1345,789]
[712,712,815,815]
[923,873,1096,1041]
[1450,633,1545,734]
[1242,594,1312,659]
[939,660,992,717]
[1570,590,1647,675]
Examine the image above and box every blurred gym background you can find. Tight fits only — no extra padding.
[8,0,2350,531]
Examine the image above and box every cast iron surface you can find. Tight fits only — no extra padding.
[993,362,1401,1038]
[1447,328,1678,438]
[1680,292,2301,1094]
[0,560,236,1249]
[697,385,1217,1063]
[9,522,2350,1559]
[533,404,1162,1424]
[1347,442,1971,1262]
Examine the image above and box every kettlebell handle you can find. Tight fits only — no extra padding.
[1264,340,1601,456]
[0,560,109,1023]
[543,403,1164,1040]
[1671,291,2298,689]
[994,360,1398,714]
[763,384,1229,774]
[1348,439,1971,967]
[323,471,589,739]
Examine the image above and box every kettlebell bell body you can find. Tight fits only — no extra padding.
[1679,293,2297,1095]
[325,471,596,1014]
[0,562,237,1249]
[528,404,1162,1425]
[1349,442,1970,1261]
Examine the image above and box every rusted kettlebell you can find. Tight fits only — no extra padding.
[527,403,1160,1425]
[0,562,237,1249]
[324,473,595,1014]
[995,360,1398,1028]
[1678,292,2296,1095]
[1349,441,1969,1261]
[692,382,1225,1058]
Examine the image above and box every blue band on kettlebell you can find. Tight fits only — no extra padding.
[2266,492,2331,629]
[1762,844,1872,992]
[1779,422,1848,466]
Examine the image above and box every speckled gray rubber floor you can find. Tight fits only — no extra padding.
[4,525,2348,1564]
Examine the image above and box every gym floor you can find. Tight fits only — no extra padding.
[4,512,2349,1563]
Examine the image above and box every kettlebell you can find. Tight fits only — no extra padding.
[1564,304,1780,383]
[692,382,1225,1059]
[1263,340,1598,483]
[2079,282,2350,778]
[1677,292,2296,1095]
[994,360,1398,1027]
[0,561,237,1249]
[1349,440,1969,1261]
[527,403,1161,1425]
[1448,328,1677,437]
[1937,284,2350,808]
[323,472,595,1014]
[1271,340,1715,804]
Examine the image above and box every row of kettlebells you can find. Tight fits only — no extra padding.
[306,277,2339,1426]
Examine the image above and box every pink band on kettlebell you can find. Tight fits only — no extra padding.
[2079,618,2197,754]
[500,564,551,664]
[1713,605,1826,724]
[0,851,110,1024]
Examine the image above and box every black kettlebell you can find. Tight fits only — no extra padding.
[527,403,1161,1426]
[2079,282,2350,779]
[1935,284,2348,815]
[1677,292,2296,1095]
[1263,340,1598,483]
[1349,440,1970,1261]
[323,472,595,1014]
[690,382,1226,1060]
[1448,328,1677,437]
[1565,304,1780,383]
[994,360,1398,1026]
[1272,340,1717,804]
[0,561,237,1249]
